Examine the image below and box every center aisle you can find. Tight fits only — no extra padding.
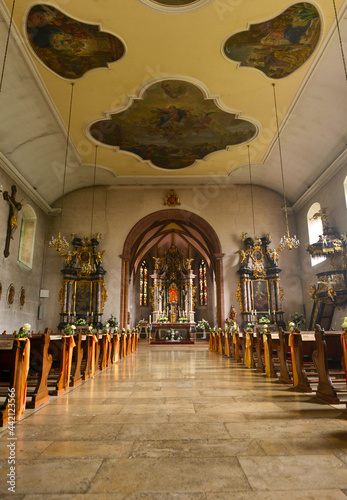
[1,343,347,498]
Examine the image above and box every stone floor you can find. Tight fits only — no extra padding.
[1,343,347,499]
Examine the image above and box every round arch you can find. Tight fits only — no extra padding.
[120,209,225,328]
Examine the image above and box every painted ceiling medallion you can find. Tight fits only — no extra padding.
[223,3,321,79]
[151,0,200,5]
[88,79,258,170]
[26,5,125,80]
[139,0,211,12]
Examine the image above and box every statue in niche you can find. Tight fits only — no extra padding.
[169,284,178,303]
[3,185,23,258]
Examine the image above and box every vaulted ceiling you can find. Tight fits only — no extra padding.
[0,0,346,208]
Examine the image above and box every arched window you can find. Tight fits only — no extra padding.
[18,205,37,269]
[139,261,148,306]
[199,260,207,305]
[307,202,325,266]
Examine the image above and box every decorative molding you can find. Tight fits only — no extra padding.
[0,1,81,162]
[137,0,212,14]
[263,0,347,163]
[293,146,347,213]
[0,153,54,214]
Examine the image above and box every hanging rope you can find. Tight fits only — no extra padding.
[332,0,347,81]
[0,0,16,94]
[90,146,98,238]
[247,145,256,238]
[272,83,290,237]
[59,83,75,235]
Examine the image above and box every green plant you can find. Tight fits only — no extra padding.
[107,314,119,329]
[196,318,211,332]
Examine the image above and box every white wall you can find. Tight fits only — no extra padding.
[0,168,47,334]
[40,183,303,330]
[295,164,347,330]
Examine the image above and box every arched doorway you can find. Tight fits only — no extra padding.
[120,209,224,329]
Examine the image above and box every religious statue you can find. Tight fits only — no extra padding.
[3,185,23,258]
[169,285,178,303]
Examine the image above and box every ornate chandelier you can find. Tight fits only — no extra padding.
[49,83,75,252]
[272,83,299,251]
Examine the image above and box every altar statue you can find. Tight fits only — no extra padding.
[169,285,178,303]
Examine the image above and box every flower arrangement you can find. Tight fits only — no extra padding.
[15,323,31,338]
[107,314,119,329]
[288,321,300,333]
[232,325,239,333]
[179,317,187,323]
[289,312,305,328]
[341,317,347,331]
[122,328,126,333]
[246,323,253,333]
[225,317,235,328]
[259,324,269,334]
[196,319,211,332]
[165,329,183,341]
[259,317,270,324]
[102,323,109,333]
[75,318,86,326]
[159,316,169,323]
[64,324,76,336]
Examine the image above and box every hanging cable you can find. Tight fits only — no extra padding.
[332,0,347,81]
[0,0,16,94]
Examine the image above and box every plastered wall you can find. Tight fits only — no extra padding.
[40,183,303,331]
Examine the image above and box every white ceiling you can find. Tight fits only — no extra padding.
[0,0,346,208]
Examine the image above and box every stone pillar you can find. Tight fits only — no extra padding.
[215,253,225,328]
[120,255,130,330]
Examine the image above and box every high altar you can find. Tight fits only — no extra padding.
[150,244,196,336]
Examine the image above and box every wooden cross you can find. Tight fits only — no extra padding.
[3,185,23,258]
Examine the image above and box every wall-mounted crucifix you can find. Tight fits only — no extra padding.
[3,185,23,258]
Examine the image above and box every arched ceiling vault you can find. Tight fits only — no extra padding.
[0,1,346,206]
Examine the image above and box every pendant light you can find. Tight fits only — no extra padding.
[272,83,299,251]
[48,83,75,252]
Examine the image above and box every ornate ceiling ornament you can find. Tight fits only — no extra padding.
[138,0,212,13]
[223,3,321,79]
[25,4,125,80]
[164,189,181,207]
[87,78,258,170]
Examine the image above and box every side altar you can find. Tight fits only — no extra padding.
[150,243,196,328]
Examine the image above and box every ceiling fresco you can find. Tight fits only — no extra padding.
[149,0,200,5]
[223,3,321,79]
[88,80,258,170]
[26,4,125,80]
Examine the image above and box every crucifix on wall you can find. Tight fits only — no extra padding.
[3,185,23,258]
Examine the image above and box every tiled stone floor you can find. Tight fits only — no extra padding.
[1,343,347,499]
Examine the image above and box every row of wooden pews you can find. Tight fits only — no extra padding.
[209,325,347,409]
[0,329,139,426]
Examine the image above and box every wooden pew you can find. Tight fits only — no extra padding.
[262,331,277,378]
[243,329,256,369]
[0,337,30,425]
[26,329,52,408]
[47,334,75,396]
[277,328,292,384]
[254,330,265,373]
[70,332,83,387]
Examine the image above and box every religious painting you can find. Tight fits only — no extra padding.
[223,3,321,79]
[251,280,269,312]
[18,219,36,269]
[88,79,257,170]
[7,284,15,306]
[74,281,92,314]
[26,5,125,80]
[19,287,26,308]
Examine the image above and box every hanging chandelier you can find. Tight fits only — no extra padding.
[272,83,299,251]
[48,83,75,252]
